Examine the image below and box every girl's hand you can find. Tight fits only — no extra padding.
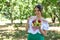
[39,27,47,36]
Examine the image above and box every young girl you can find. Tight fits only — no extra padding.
[26,4,49,40]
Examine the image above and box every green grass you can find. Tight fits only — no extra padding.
[45,31,60,40]
[0,30,60,40]
[49,23,60,27]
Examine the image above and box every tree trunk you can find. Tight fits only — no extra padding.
[9,11,13,24]
[52,16,56,23]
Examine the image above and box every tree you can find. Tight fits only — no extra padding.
[0,0,60,24]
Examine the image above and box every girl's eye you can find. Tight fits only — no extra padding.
[34,10,40,12]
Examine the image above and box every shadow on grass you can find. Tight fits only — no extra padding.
[0,30,60,40]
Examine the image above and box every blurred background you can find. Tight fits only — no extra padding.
[0,0,60,40]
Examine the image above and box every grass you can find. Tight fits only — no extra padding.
[45,31,60,40]
[0,23,60,40]
[0,30,60,40]
[49,23,60,27]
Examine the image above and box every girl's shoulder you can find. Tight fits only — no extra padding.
[28,16,36,19]
[41,18,48,23]
[27,16,36,20]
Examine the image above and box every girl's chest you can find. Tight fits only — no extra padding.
[29,19,43,27]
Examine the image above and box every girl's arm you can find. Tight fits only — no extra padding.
[39,28,47,36]
[39,20,49,36]
[26,17,30,33]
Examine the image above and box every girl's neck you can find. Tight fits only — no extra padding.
[36,15,41,19]
[35,16,41,20]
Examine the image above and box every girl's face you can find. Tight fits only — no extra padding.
[34,7,41,16]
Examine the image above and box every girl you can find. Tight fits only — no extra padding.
[26,4,49,40]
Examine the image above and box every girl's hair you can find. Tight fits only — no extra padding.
[34,4,43,12]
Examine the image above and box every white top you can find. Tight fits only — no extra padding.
[28,16,49,34]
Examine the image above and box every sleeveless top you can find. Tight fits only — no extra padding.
[28,16,49,34]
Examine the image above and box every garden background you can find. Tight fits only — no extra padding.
[0,0,60,40]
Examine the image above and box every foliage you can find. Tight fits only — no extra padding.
[0,0,60,23]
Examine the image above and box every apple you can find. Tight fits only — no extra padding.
[32,19,41,27]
